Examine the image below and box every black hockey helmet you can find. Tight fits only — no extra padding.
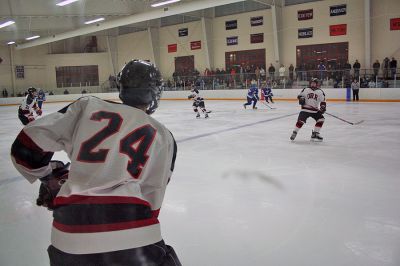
[27,87,37,96]
[117,59,163,114]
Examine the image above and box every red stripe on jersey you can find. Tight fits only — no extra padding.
[54,195,151,207]
[53,218,159,233]
[152,209,160,218]
[17,130,46,152]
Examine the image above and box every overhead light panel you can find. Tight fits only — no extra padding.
[56,0,79,6]
[7,41,16,45]
[84,17,105,25]
[26,36,40,40]
[151,0,181,7]
[0,20,15,29]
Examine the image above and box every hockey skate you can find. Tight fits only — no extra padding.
[205,113,209,118]
[243,104,247,109]
[253,106,258,110]
[290,131,297,141]
[196,113,200,119]
[311,131,323,142]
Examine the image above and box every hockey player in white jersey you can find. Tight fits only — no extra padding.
[11,60,181,266]
[290,78,326,141]
[18,87,42,125]
[188,85,210,118]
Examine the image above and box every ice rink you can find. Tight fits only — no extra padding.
[1,99,400,266]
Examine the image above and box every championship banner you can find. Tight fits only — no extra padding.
[225,20,237,30]
[330,4,346,16]
[178,28,188,37]
[168,44,177,53]
[250,16,263,26]
[390,18,400,31]
[330,24,347,36]
[298,28,313,38]
[15,65,25,79]
[298,9,313,21]
[226,36,238,46]
[190,40,201,50]
[250,33,264,44]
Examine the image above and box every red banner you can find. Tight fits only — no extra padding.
[390,18,400,30]
[190,41,201,50]
[168,44,177,53]
[330,24,347,36]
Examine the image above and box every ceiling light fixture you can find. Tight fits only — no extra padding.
[56,0,79,6]
[151,0,181,8]
[84,17,105,25]
[26,35,40,40]
[7,41,16,45]
[0,20,15,29]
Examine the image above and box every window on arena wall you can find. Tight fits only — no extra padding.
[55,65,99,88]
[296,42,349,70]
[225,49,266,72]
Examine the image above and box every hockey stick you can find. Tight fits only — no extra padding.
[261,101,276,109]
[325,112,364,125]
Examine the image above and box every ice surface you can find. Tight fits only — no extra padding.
[1,99,400,266]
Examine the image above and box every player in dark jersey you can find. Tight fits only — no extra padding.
[243,80,259,109]
[11,60,181,266]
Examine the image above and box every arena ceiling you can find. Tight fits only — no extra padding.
[0,0,322,48]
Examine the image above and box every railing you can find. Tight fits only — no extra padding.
[162,68,400,91]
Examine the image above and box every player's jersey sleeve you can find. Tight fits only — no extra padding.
[11,97,88,183]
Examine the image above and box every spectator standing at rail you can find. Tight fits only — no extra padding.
[289,64,294,81]
[353,60,361,79]
[383,57,390,80]
[268,64,275,80]
[390,57,397,80]
[373,60,380,79]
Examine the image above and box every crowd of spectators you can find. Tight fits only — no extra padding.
[165,57,397,90]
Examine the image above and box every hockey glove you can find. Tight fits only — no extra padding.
[298,96,306,106]
[319,103,326,114]
[35,108,42,116]
[36,161,70,210]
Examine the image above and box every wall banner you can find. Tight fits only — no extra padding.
[178,28,188,37]
[298,9,313,21]
[390,18,400,30]
[298,28,313,38]
[226,36,238,46]
[330,24,347,36]
[225,20,237,30]
[190,41,201,50]
[168,44,177,53]
[250,16,263,26]
[330,4,346,16]
[250,33,264,43]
